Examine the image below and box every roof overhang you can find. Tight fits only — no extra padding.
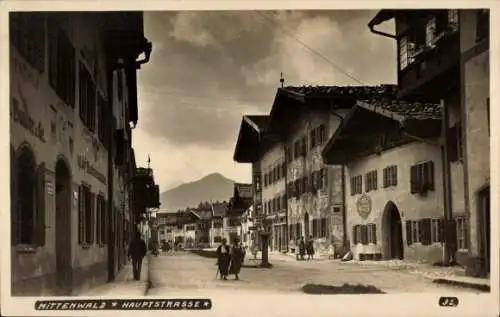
[233,117,261,163]
[322,100,442,164]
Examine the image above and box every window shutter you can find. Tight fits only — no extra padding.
[371,224,377,244]
[89,192,96,244]
[352,226,358,244]
[11,147,18,246]
[410,165,418,194]
[78,185,85,244]
[36,163,46,246]
[361,225,368,245]
[420,218,432,245]
[426,161,435,190]
[323,168,328,187]
[405,220,413,245]
[350,178,355,196]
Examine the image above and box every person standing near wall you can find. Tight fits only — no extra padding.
[128,232,147,280]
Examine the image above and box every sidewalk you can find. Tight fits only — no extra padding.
[338,259,490,291]
[78,256,150,296]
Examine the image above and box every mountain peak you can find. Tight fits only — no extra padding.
[160,173,236,213]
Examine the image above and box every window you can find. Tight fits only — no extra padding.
[12,149,46,246]
[213,221,223,229]
[333,207,341,213]
[319,218,327,238]
[48,18,76,107]
[78,184,95,245]
[448,10,459,30]
[425,17,437,46]
[476,9,489,42]
[300,136,307,156]
[350,175,363,195]
[10,13,45,73]
[352,225,363,244]
[312,219,318,238]
[295,223,301,239]
[383,165,398,188]
[97,93,107,145]
[318,125,327,144]
[399,36,410,70]
[79,62,97,132]
[365,170,378,192]
[96,194,107,246]
[186,225,196,231]
[214,236,223,243]
[367,224,377,244]
[410,161,435,194]
[430,218,443,244]
[456,217,469,250]
[310,128,317,148]
[293,140,300,159]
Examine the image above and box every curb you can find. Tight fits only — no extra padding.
[432,278,490,292]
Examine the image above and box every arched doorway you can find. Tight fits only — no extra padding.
[303,212,310,238]
[381,201,404,260]
[55,158,72,295]
[478,186,490,276]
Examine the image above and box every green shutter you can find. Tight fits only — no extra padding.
[36,163,46,246]
[405,220,413,245]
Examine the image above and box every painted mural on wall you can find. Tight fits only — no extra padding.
[77,129,106,184]
[11,82,46,143]
[356,194,372,219]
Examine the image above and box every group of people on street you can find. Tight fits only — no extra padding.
[216,238,246,280]
[297,235,315,261]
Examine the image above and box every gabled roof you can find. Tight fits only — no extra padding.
[321,99,442,164]
[267,84,397,134]
[233,114,271,163]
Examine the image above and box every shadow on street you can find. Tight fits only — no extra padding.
[301,283,386,294]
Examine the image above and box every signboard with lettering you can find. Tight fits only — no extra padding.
[356,194,372,219]
[11,98,46,143]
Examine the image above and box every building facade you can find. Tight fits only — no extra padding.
[368,9,490,276]
[10,12,152,295]
[323,100,444,263]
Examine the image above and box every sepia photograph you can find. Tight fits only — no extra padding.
[1,1,497,316]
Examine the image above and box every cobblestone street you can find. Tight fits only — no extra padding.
[147,251,479,296]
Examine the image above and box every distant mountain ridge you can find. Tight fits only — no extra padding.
[159,173,236,212]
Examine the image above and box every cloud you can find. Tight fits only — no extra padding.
[135,10,398,188]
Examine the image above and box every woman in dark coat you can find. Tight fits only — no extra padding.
[229,239,245,280]
[216,239,231,280]
[306,235,315,260]
[298,237,306,261]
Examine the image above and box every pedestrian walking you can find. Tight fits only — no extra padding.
[216,238,231,280]
[298,237,306,261]
[229,239,245,280]
[128,232,147,281]
[306,235,315,260]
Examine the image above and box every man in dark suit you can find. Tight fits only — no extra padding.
[128,232,147,280]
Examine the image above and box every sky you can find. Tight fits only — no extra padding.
[132,10,397,191]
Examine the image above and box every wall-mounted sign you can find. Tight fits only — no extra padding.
[356,194,372,219]
[77,154,107,184]
[11,98,46,143]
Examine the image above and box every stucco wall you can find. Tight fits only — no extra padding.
[346,141,444,263]
[10,13,130,295]
[287,109,348,254]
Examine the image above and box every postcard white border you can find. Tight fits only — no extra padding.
[0,0,498,316]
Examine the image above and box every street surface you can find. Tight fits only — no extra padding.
[147,251,477,295]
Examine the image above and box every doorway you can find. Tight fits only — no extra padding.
[479,186,490,275]
[382,201,404,260]
[304,212,310,238]
[55,158,72,295]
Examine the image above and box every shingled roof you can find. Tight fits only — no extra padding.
[279,84,398,100]
[357,99,442,122]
